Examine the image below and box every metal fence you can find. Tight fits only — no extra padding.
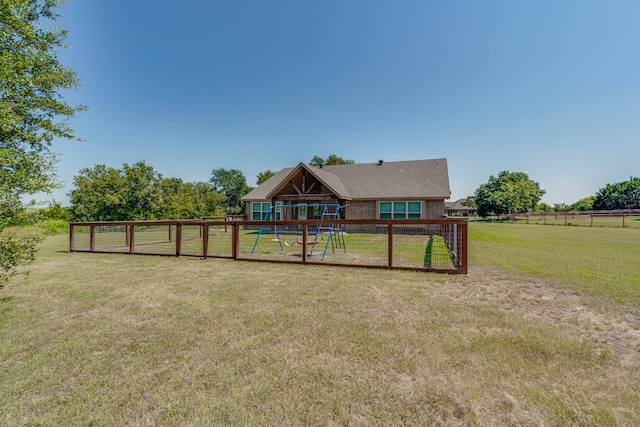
[500,209,640,228]
[70,218,468,274]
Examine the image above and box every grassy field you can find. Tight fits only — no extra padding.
[1,223,639,425]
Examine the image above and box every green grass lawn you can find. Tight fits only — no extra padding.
[470,222,640,308]
[1,224,639,426]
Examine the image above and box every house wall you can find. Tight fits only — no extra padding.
[346,199,446,219]
[425,199,446,218]
[346,201,376,220]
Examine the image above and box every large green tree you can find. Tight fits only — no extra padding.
[472,171,545,217]
[70,162,164,221]
[1,0,84,282]
[210,168,251,214]
[593,177,640,210]
[159,178,225,219]
[71,162,226,221]
[309,154,355,166]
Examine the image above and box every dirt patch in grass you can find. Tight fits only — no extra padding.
[441,265,640,367]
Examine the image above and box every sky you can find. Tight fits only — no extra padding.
[45,0,640,206]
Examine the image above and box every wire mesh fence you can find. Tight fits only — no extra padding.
[502,210,640,228]
[70,218,468,274]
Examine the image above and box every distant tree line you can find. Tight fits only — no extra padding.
[470,172,639,217]
[593,177,640,210]
[70,162,236,221]
[71,154,359,221]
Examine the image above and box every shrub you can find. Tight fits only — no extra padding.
[0,234,43,285]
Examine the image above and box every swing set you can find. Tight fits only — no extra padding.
[250,203,348,260]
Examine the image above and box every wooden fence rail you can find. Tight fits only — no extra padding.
[70,218,468,274]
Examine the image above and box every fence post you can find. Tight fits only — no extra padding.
[176,223,182,256]
[232,222,239,259]
[69,224,75,252]
[388,224,393,268]
[128,225,135,253]
[202,224,209,258]
[90,226,95,252]
[460,222,468,274]
[302,225,308,263]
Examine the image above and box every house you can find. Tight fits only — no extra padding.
[445,198,476,216]
[241,158,451,221]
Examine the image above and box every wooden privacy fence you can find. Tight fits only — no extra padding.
[69,218,468,274]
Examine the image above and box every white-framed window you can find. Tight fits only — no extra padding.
[379,201,422,219]
[252,202,282,220]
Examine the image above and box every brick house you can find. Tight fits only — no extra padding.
[241,158,451,221]
[445,198,476,216]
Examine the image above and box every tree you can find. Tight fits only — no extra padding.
[210,168,251,214]
[535,202,553,212]
[569,197,595,212]
[1,0,84,282]
[70,162,164,221]
[71,163,226,221]
[593,177,640,210]
[473,171,545,217]
[159,178,225,219]
[309,154,355,166]
[256,169,275,185]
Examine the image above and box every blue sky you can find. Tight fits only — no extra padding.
[48,0,639,205]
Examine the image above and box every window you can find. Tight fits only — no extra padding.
[379,201,421,219]
[252,202,282,220]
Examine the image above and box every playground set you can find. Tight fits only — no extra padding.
[250,203,348,260]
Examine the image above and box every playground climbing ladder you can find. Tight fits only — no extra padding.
[309,205,347,260]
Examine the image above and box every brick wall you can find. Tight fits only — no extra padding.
[424,200,446,219]
[346,201,376,219]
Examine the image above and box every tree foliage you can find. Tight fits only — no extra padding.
[473,171,545,217]
[569,197,595,212]
[593,177,640,210]
[210,168,251,214]
[70,162,225,221]
[535,202,553,212]
[70,162,162,221]
[159,179,225,219]
[256,169,275,185]
[309,154,355,166]
[1,0,83,282]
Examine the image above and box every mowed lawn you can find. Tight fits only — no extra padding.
[1,223,639,426]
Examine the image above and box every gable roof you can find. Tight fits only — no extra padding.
[242,158,451,201]
[265,163,352,200]
[446,198,473,210]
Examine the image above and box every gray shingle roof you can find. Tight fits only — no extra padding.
[241,158,450,201]
[446,198,472,210]
[242,168,293,200]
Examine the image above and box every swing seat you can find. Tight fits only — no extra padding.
[296,239,315,245]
